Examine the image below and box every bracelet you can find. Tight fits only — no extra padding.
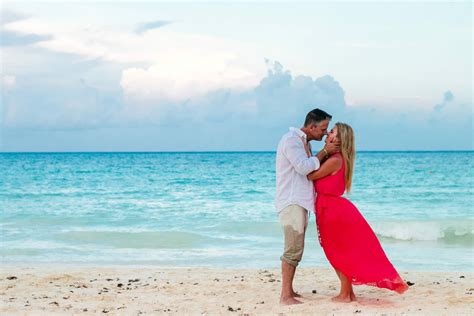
[323,148,329,159]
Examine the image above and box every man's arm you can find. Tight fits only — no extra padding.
[314,141,341,163]
[315,149,328,164]
[284,137,320,175]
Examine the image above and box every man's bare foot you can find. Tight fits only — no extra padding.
[280,296,303,305]
[350,291,357,301]
[291,291,302,298]
[331,294,351,303]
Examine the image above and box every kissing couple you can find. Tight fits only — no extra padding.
[275,108,409,305]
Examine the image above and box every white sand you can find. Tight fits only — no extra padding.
[1,265,473,315]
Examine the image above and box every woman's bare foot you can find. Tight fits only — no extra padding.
[331,293,351,303]
[280,296,303,305]
[350,291,357,301]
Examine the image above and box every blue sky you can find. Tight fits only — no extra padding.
[1,1,472,151]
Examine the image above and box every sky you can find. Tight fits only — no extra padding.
[1,0,472,151]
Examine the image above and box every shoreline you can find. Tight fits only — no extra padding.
[1,262,473,273]
[1,265,472,315]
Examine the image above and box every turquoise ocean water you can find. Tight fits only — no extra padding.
[1,152,473,271]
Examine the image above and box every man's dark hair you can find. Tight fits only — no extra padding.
[304,108,332,127]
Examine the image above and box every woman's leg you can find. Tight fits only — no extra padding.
[350,286,357,301]
[332,269,355,302]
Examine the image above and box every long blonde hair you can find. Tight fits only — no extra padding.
[335,122,355,192]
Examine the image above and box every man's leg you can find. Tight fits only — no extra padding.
[279,205,308,305]
[281,260,301,304]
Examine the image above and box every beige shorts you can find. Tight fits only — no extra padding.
[279,204,309,267]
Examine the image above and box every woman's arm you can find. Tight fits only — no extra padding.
[307,156,342,181]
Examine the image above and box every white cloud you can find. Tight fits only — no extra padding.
[2,75,16,91]
[3,9,471,151]
[4,17,266,102]
[120,56,259,102]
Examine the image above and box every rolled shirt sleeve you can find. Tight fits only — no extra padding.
[283,136,320,175]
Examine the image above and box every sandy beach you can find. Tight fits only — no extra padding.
[1,265,472,315]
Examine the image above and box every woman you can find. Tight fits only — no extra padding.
[306,122,408,302]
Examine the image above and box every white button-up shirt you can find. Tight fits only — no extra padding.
[275,127,320,213]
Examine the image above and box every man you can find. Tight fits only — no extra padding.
[275,108,340,305]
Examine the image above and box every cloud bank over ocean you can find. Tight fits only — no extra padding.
[1,5,472,151]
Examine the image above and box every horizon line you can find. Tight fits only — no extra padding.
[1,150,473,154]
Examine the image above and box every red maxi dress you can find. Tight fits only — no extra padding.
[314,153,408,294]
